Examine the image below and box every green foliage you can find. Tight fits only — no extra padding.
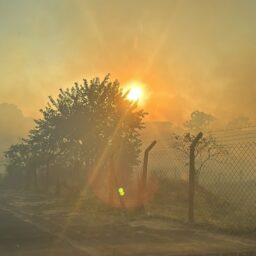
[4,75,146,193]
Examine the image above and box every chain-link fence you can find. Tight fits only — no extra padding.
[143,127,256,233]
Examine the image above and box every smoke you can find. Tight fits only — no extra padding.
[213,47,256,121]
[0,0,256,125]
[0,103,33,173]
[0,103,33,140]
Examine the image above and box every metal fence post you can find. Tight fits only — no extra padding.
[188,132,203,223]
[138,140,157,210]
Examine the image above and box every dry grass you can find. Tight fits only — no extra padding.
[145,176,256,235]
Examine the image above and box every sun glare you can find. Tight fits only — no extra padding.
[127,87,142,101]
[124,80,147,104]
[127,85,143,102]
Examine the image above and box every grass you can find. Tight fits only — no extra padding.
[145,176,256,236]
[2,176,255,237]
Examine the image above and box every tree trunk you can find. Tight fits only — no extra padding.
[25,169,30,191]
[55,169,60,196]
[25,168,37,191]
[45,162,50,192]
[108,160,114,205]
[195,170,200,188]
[32,169,38,192]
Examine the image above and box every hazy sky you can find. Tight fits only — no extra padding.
[1,0,256,125]
[0,103,33,171]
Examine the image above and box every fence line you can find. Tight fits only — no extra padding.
[144,128,256,232]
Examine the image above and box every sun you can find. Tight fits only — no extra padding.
[127,87,142,101]
[124,81,145,103]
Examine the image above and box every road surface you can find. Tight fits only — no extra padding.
[0,190,256,256]
[0,208,87,256]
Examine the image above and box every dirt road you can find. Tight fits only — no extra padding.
[0,191,255,256]
[0,208,88,256]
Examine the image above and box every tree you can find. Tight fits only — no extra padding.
[184,110,215,132]
[4,142,30,189]
[226,116,251,129]
[4,74,146,196]
[170,111,227,186]
[170,133,228,185]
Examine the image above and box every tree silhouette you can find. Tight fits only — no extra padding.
[4,75,146,195]
[170,133,228,186]
[4,142,30,189]
[226,116,251,129]
[170,111,227,186]
[184,110,215,132]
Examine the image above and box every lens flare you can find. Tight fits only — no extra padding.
[118,187,125,197]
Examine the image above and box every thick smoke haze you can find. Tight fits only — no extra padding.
[0,0,256,125]
[0,103,33,173]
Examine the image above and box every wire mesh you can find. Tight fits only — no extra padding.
[144,128,256,233]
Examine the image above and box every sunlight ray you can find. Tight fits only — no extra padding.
[54,100,136,238]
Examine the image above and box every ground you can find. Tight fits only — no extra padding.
[0,209,86,256]
[0,190,255,256]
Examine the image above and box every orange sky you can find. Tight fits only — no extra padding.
[1,0,256,126]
